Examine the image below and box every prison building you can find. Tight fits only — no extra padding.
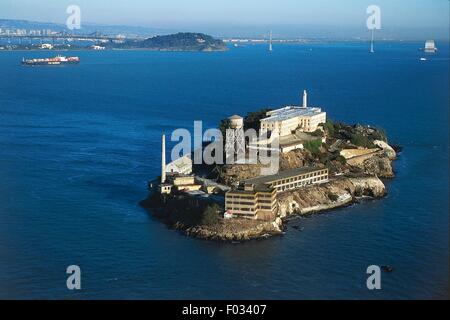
[244,166,329,194]
[260,106,326,136]
[225,166,329,220]
[225,184,277,221]
[260,90,326,136]
[158,134,200,194]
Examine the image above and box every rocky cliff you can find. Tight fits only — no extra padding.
[374,140,397,160]
[278,176,386,217]
[350,155,394,178]
[185,218,283,241]
[280,149,308,170]
[218,163,263,185]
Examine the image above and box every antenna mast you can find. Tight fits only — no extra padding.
[269,30,273,52]
[370,28,375,53]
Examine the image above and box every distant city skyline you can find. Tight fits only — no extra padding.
[0,0,449,39]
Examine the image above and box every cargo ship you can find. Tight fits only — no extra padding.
[418,40,438,53]
[424,40,438,53]
[22,55,80,66]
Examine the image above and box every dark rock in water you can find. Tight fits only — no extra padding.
[391,144,403,153]
[292,225,300,230]
[381,265,394,273]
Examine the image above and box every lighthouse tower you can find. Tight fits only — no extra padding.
[302,90,308,108]
[158,134,172,194]
[161,134,166,183]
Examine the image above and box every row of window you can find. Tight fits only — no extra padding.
[258,192,274,197]
[226,194,255,199]
[276,175,328,192]
[226,197,274,203]
[231,207,275,215]
[226,201,255,206]
[258,200,274,204]
[271,170,328,186]
[226,193,273,200]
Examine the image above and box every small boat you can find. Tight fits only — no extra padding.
[381,265,394,273]
[22,55,80,66]
[420,57,427,61]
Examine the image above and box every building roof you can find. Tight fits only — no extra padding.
[265,131,323,148]
[229,115,243,120]
[166,154,192,174]
[167,172,194,178]
[261,106,324,123]
[244,166,327,186]
[228,183,274,194]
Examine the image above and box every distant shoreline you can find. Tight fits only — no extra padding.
[1,39,448,53]
[1,48,229,53]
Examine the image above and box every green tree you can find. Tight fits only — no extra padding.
[370,127,387,142]
[303,139,322,156]
[323,120,335,137]
[336,155,347,165]
[311,129,324,137]
[218,118,231,138]
[201,203,221,226]
[328,193,339,202]
[351,133,374,148]
[244,108,272,131]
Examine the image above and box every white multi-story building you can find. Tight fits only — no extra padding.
[260,90,326,136]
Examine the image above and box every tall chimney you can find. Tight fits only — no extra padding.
[303,90,308,108]
[161,134,166,184]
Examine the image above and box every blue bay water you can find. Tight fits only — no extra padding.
[0,42,448,299]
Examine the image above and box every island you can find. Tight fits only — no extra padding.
[1,32,228,52]
[109,32,228,51]
[140,90,400,241]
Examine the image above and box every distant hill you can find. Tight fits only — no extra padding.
[112,33,228,51]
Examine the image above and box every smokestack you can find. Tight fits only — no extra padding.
[161,134,166,184]
[303,90,308,108]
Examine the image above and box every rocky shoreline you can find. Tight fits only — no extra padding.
[278,175,386,217]
[193,175,387,241]
[143,174,390,242]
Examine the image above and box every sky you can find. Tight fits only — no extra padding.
[0,0,449,38]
